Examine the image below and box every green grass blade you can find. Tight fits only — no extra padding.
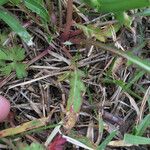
[0,6,33,46]
[125,71,144,89]
[135,114,150,136]
[136,8,150,16]
[91,41,150,73]
[123,52,150,73]
[19,143,44,150]
[124,134,150,145]
[97,130,117,150]
[24,0,49,23]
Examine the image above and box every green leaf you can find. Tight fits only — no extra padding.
[0,6,33,46]
[83,0,150,13]
[67,69,86,112]
[97,130,117,150]
[0,48,9,60]
[124,134,150,145]
[115,11,132,28]
[11,47,25,61]
[0,46,27,78]
[135,114,150,136]
[15,63,27,78]
[0,64,12,75]
[24,0,49,23]
[76,24,105,42]
[21,142,44,150]
[136,8,150,16]
[0,0,9,5]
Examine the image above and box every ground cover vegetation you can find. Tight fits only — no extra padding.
[0,0,150,149]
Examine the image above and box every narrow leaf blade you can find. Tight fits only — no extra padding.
[135,114,150,136]
[124,134,150,145]
[97,130,117,150]
[0,6,33,46]
[25,0,49,23]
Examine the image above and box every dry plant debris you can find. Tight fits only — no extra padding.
[0,0,150,150]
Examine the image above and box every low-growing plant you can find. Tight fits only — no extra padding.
[0,46,27,78]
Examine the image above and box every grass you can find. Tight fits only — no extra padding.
[0,0,150,149]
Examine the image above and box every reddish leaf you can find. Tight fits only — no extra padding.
[48,135,67,150]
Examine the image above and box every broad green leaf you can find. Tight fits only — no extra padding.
[124,134,150,145]
[103,77,142,100]
[76,24,120,42]
[10,0,21,5]
[125,71,144,89]
[0,0,9,5]
[0,6,33,46]
[24,0,49,23]
[0,117,50,138]
[67,69,86,112]
[115,11,132,28]
[83,0,150,13]
[36,0,44,4]
[0,46,27,78]
[101,23,121,38]
[123,52,150,73]
[135,114,150,136]
[97,130,117,150]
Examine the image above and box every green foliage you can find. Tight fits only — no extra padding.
[20,142,45,150]
[67,69,86,112]
[136,8,150,16]
[82,0,150,27]
[0,6,33,46]
[0,0,9,5]
[5,0,49,24]
[0,46,27,78]
[68,131,97,149]
[124,134,150,145]
[97,130,117,150]
[124,114,150,145]
[82,0,150,13]
[134,114,150,136]
[24,0,50,24]
[76,23,121,42]
[76,23,105,42]
[123,52,150,73]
